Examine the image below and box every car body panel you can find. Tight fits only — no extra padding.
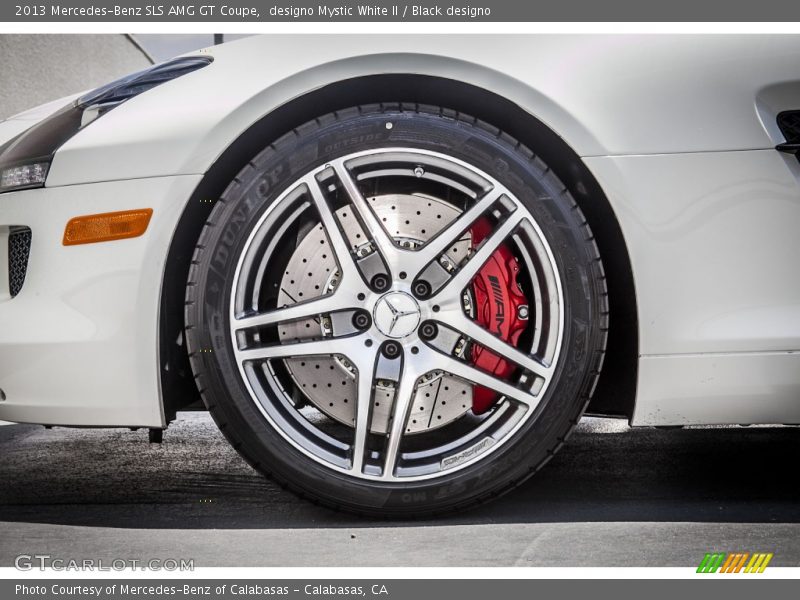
[635,352,800,426]
[47,34,800,188]
[0,175,201,427]
[585,150,800,356]
[0,92,84,144]
[1,34,799,427]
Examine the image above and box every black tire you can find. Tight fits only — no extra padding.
[185,104,608,517]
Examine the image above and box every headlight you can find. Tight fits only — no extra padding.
[0,55,212,194]
[0,162,49,189]
[75,55,213,125]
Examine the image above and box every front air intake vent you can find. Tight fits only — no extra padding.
[776,111,800,161]
[778,111,800,142]
[8,227,31,298]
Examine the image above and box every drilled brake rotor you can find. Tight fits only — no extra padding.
[278,193,472,435]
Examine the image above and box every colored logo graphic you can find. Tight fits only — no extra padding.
[697,552,773,573]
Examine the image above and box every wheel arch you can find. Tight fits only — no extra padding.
[159,73,638,422]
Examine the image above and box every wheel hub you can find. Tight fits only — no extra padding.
[278,193,472,435]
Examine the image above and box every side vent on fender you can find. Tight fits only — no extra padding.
[776,111,800,161]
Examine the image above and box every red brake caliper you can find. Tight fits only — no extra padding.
[469,218,529,414]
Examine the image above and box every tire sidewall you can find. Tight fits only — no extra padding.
[188,107,603,515]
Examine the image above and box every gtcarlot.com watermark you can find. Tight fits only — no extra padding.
[15,554,194,571]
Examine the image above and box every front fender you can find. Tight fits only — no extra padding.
[46,34,798,188]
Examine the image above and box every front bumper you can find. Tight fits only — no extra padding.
[0,175,202,427]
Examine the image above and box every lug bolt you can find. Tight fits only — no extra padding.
[419,322,438,340]
[412,280,431,298]
[352,310,371,330]
[371,274,390,292]
[382,341,401,359]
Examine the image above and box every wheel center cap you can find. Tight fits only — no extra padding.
[373,291,421,338]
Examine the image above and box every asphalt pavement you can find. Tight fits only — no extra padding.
[0,413,798,567]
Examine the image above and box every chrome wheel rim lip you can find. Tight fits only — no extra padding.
[228,147,565,483]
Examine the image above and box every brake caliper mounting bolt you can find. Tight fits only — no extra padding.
[414,166,425,178]
[321,317,332,334]
[517,305,530,320]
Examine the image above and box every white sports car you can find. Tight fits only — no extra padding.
[1,34,798,516]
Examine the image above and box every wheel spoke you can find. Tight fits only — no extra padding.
[303,175,363,284]
[434,211,526,297]
[440,314,553,382]
[350,348,380,474]
[233,293,349,331]
[381,359,419,479]
[236,336,354,362]
[413,187,503,271]
[434,352,540,408]
[331,159,399,271]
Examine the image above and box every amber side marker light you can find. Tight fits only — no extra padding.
[63,209,153,246]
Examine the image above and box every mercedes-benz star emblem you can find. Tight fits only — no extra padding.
[373,292,421,338]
